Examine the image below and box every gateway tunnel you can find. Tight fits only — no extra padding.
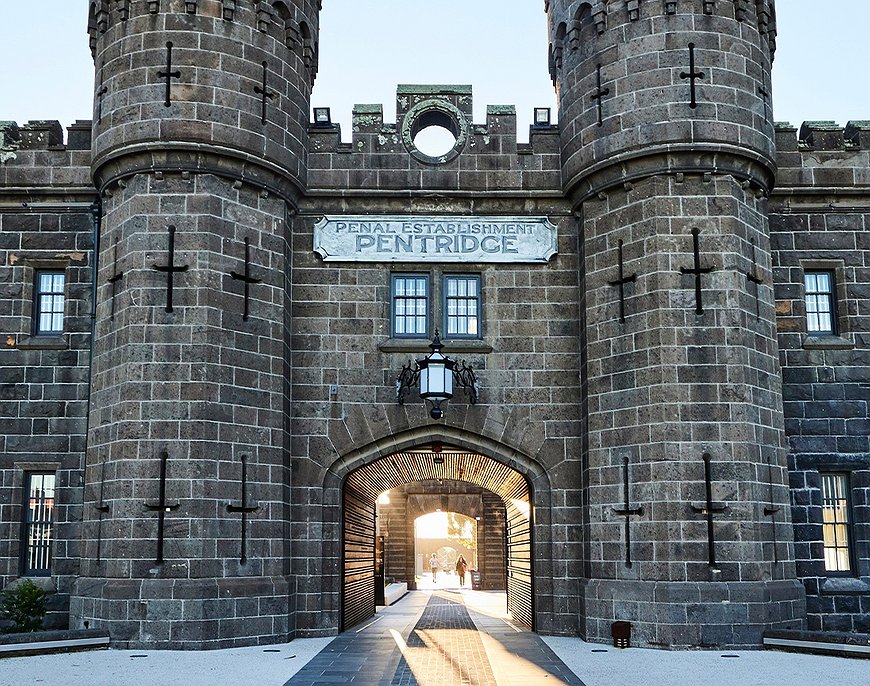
[342,445,533,631]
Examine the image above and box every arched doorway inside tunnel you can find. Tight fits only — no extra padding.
[413,510,478,586]
[341,445,533,632]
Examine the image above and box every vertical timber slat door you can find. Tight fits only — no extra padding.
[506,502,533,629]
[342,483,376,631]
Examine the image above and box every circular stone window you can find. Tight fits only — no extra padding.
[402,99,469,164]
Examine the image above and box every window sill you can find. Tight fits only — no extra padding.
[13,335,68,350]
[802,335,854,350]
[820,577,870,595]
[379,338,493,354]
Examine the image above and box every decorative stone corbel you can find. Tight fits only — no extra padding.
[665,1,677,15]
[114,0,130,21]
[703,0,715,15]
[222,0,237,21]
[257,2,273,32]
[593,9,607,34]
[626,0,640,21]
[734,0,748,22]
[96,5,109,32]
[285,24,301,51]
[185,0,197,14]
[148,0,160,14]
[566,26,580,51]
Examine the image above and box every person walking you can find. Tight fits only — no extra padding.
[429,553,439,583]
[455,554,468,587]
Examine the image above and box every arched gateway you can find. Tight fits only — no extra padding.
[341,445,534,631]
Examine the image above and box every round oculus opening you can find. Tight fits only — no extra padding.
[410,110,460,158]
[413,126,458,157]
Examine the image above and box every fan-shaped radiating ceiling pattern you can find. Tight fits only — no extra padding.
[345,449,529,506]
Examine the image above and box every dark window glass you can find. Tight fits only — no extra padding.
[22,473,56,575]
[443,275,481,338]
[392,274,429,338]
[821,473,852,574]
[34,271,65,335]
[804,271,836,335]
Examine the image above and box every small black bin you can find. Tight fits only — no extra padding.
[611,621,631,648]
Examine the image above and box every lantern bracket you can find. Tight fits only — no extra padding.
[396,361,420,405]
[394,331,480,414]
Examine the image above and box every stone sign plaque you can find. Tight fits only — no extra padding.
[313,216,558,263]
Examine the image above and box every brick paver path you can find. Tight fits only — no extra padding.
[390,592,497,685]
[284,590,585,686]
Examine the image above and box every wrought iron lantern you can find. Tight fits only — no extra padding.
[396,331,479,420]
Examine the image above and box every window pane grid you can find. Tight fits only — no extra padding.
[35,271,65,335]
[393,275,429,338]
[804,271,835,335]
[24,473,56,575]
[821,473,851,573]
[444,276,481,337]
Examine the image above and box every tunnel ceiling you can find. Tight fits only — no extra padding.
[345,448,529,506]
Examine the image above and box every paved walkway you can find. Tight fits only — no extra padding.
[285,589,583,686]
[3,591,870,686]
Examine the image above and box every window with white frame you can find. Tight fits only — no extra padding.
[821,472,852,574]
[391,274,430,338]
[390,273,483,340]
[443,275,481,338]
[804,271,836,335]
[34,271,65,335]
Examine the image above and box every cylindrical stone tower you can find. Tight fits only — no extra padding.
[73,0,319,648]
[548,0,805,647]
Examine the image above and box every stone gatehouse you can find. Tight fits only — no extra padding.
[0,0,868,649]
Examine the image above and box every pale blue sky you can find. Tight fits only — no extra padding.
[0,1,867,140]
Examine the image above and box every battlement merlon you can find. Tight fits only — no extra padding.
[0,121,95,196]
[773,121,870,194]
[0,120,92,152]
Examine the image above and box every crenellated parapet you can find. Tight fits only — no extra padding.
[773,120,870,192]
[0,121,94,194]
[547,0,778,203]
[0,120,92,152]
[307,85,562,194]
[89,0,320,201]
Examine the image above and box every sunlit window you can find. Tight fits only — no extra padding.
[23,472,56,575]
[821,473,852,573]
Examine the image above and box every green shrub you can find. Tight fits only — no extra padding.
[0,579,48,633]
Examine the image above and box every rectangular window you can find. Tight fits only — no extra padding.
[804,271,836,335]
[34,271,65,335]
[392,274,429,338]
[821,473,852,574]
[443,275,481,338]
[22,473,56,575]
